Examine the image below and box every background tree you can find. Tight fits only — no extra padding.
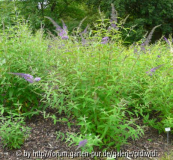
[1,0,173,43]
[86,0,173,42]
[14,0,90,33]
[0,0,19,30]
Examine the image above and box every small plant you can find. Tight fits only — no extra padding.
[66,132,102,153]
[0,111,31,149]
[76,139,88,150]
[147,139,152,142]
[56,131,65,141]
[1,72,43,116]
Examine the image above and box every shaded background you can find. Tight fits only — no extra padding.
[0,0,173,44]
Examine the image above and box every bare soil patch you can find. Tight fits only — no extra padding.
[0,108,173,160]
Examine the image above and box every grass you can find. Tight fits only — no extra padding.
[0,16,173,159]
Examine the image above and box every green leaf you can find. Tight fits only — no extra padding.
[9,88,14,98]
[101,126,109,139]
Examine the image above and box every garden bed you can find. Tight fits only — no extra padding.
[0,109,173,160]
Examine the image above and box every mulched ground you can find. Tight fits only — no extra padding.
[0,108,173,160]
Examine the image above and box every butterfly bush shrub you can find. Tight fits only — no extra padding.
[119,40,173,133]
[65,132,102,153]
[45,14,173,152]
[45,33,145,152]
[42,4,148,151]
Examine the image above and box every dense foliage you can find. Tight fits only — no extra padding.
[1,1,173,158]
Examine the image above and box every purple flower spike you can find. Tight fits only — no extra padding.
[34,77,41,82]
[58,29,68,40]
[45,16,68,40]
[108,4,119,30]
[76,139,87,150]
[80,25,89,45]
[101,37,109,44]
[80,25,89,35]
[140,43,146,53]
[9,73,41,83]
[157,55,161,58]
[81,36,87,45]
[146,64,164,76]
[143,25,161,46]
[48,45,52,48]
[62,36,68,40]
[164,37,170,45]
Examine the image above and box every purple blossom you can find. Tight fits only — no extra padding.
[134,48,138,54]
[146,65,163,76]
[80,25,89,35]
[101,37,109,44]
[45,16,68,40]
[61,19,67,31]
[111,22,117,29]
[61,35,68,40]
[58,30,68,40]
[157,55,161,58]
[140,43,146,53]
[81,36,87,45]
[79,25,89,45]
[34,77,41,82]
[108,4,119,30]
[108,20,119,31]
[77,16,87,33]
[48,45,52,48]
[164,37,170,45]
[9,73,41,83]
[58,44,65,49]
[143,25,161,46]
[76,139,87,150]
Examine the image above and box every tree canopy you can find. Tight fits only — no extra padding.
[0,0,173,43]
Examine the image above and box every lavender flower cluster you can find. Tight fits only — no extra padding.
[140,25,161,53]
[146,64,164,76]
[76,139,87,151]
[45,4,119,45]
[9,73,41,83]
[45,16,68,40]
[101,4,119,44]
[164,37,173,53]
